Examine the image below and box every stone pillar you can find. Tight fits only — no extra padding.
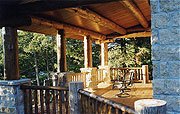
[69,82,84,114]
[150,0,180,113]
[0,79,30,114]
[56,29,67,72]
[2,27,19,80]
[135,99,166,114]
[98,66,111,84]
[84,36,92,68]
[80,67,98,89]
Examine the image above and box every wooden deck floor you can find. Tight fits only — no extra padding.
[92,82,153,109]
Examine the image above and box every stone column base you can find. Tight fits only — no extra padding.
[98,65,111,84]
[80,67,98,89]
[0,79,30,114]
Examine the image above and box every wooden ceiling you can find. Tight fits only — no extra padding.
[0,0,151,41]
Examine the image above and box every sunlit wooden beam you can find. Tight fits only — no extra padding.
[67,8,127,34]
[114,31,151,39]
[121,0,149,28]
[95,39,114,44]
[31,17,106,40]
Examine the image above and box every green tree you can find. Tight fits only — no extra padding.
[66,38,100,72]
[66,38,84,72]
[108,38,151,71]
[18,31,57,85]
[0,29,3,79]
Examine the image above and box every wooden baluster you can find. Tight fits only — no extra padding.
[90,97,93,113]
[111,107,116,114]
[45,90,50,114]
[92,98,95,114]
[89,97,92,114]
[87,97,89,113]
[100,102,102,114]
[138,69,140,80]
[118,109,123,114]
[58,91,62,114]
[108,106,111,114]
[52,90,56,114]
[29,89,33,114]
[102,103,106,114]
[106,105,111,114]
[34,90,38,114]
[84,96,87,113]
[84,74,86,87]
[95,100,98,114]
[140,68,142,80]
[115,108,118,114]
[40,90,44,114]
[86,96,89,114]
[134,69,137,80]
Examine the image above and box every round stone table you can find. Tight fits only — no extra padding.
[134,99,167,114]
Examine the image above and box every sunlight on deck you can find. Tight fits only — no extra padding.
[92,83,153,109]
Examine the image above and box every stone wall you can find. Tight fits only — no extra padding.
[0,79,30,114]
[150,0,180,114]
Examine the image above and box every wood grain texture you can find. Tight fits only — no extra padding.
[121,0,149,28]
[2,27,19,80]
[67,8,126,34]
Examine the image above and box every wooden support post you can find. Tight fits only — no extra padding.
[135,99,167,114]
[142,65,149,84]
[84,36,92,68]
[56,29,67,72]
[101,42,108,66]
[69,82,84,114]
[2,27,19,80]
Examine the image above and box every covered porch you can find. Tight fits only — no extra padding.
[0,0,162,114]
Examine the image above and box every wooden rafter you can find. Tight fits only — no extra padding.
[95,39,114,44]
[121,0,148,28]
[114,31,151,39]
[18,0,119,14]
[31,17,106,40]
[67,8,127,35]
[127,27,150,33]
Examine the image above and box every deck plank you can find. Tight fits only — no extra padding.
[92,83,153,109]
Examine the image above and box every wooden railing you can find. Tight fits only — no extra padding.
[66,72,86,87]
[97,68,106,82]
[79,89,137,114]
[21,85,69,114]
[110,67,148,83]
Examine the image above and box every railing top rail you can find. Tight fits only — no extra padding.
[79,89,137,114]
[110,67,142,70]
[20,85,69,91]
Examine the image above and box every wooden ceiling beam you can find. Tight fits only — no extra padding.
[127,27,151,33]
[114,31,151,39]
[67,8,127,35]
[121,0,149,28]
[31,17,106,40]
[17,0,119,14]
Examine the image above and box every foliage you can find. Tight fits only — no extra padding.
[0,29,3,79]
[66,38,100,72]
[108,38,152,73]
[0,29,152,81]
[18,31,57,82]
[66,38,84,72]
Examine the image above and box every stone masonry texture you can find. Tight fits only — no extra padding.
[0,79,30,114]
[150,0,180,114]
